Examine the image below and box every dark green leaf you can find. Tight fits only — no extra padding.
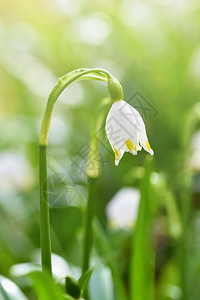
[78,267,94,296]
[130,158,156,300]
[28,271,65,300]
[65,276,80,299]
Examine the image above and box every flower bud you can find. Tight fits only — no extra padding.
[107,76,123,102]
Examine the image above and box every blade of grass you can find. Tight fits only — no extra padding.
[82,179,96,273]
[93,218,127,300]
[28,271,65,300]
[130,158,156,300]
[179,186,192,300]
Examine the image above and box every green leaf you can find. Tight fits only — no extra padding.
[93,219,127,300]
[28,271,65,300]
[0,275,28,300]
[63,295,76,300]
[65,276,80,299]
[130,158,156,300]
[78,267,94,296]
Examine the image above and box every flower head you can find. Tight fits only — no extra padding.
[105,100,154,165]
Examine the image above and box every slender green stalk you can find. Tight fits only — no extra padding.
[179,174,191,300]
[130,158,155,300]
[82,98,112,274]
[39,145,52,275]
[179,103,200,299]
[82,178,96,273]
[93,218,127,300]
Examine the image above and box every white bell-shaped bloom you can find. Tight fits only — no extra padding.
[105,100,154,165]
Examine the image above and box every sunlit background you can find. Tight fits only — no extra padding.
[0,0,200,299]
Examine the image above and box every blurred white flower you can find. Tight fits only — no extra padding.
[0,275,27,300]
[31,250,80,280]
[105,100,154,166]
[89,264,114,300]
[106,187,140,230]
[0,151,32,194]
[190,131,200,171]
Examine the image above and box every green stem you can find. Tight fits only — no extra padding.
[82,178,96,273]
[39,145,52,276]
[39,68,112,146]
[82,98,111,273]
[130,158,155,300]
[93,218,127,300]
[179,178,191,300]
[38,68,121,276]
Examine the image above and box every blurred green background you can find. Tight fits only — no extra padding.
[0,0,200,299]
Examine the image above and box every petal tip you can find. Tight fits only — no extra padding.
[150,149,154,156]
[131,150,137,156]
[115,160,119,166]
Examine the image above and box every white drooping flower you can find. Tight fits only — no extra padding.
[105,100,154,166]
[106,187,140,230]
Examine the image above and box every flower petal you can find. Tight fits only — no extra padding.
[136,114,154,155]
[125,139,137,155]
[113,147,124,166]
[105,100,139,149]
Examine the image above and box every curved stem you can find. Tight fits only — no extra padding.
[39,68,118,276]
[39,68,112,146]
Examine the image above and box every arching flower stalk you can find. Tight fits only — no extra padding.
[39,68,123,276]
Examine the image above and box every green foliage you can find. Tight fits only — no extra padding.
[78,268,94,297]
[0,0,200,299]
[28,271,65,300]
[130,158,156,300]
[65,276,80,299]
